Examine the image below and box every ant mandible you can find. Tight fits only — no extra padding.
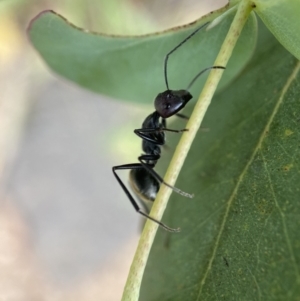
[113,22,225,232]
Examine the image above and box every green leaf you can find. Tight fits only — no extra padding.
[140,20,300,300]
[255,0,300,60]
[28,8,257,103]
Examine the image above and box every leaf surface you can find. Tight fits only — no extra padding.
[28,8,257,103]
[255,0,300,60]
[140,20,300,301]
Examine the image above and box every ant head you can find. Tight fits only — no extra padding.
[154,89,192,118]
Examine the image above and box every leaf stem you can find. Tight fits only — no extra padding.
[121,1,253,300]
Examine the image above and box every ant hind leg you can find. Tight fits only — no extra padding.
[112,164,180,232]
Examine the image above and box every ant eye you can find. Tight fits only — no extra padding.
[165,103,171,109]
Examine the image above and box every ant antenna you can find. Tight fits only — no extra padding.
[164,22,209,90]
[186,66,226,91]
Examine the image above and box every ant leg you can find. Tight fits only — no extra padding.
[175,114,209,131]
[138,154,194,198]
[134,128,164,145]
[112,164,180,232]
[134,127,187,145]
[136,127,188,135]
[160,119,188,132]
[161,128,188,133]
[176,113,189,120]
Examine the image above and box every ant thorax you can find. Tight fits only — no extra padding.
[141,111,165,156]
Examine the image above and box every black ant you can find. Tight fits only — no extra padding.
[113,22,225,232]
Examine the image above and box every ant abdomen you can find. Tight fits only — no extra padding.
[129,168,160,209]
[154,90,192,118]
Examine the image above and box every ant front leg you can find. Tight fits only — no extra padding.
[174,114,209,131]
[176,113,189,120]
[112,163,180,232]
[162,117,189,131]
